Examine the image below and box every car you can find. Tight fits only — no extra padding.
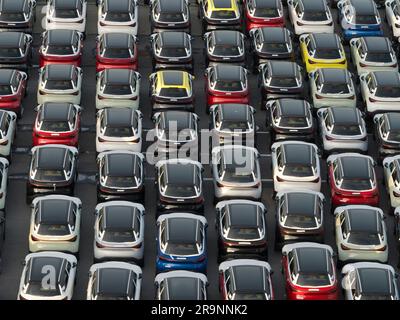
[374,112,400,159]
[282,242,338,300]
[149,70,194,112]
[360,71,400,115]
[204,30,245,67]
[317,107,368,154]
[287,0,334,35]
[271,141,321,193]
[45,0,87,33]
[216,199,267,261]
[96,32,138,72]
[0,0,36,33]
[258,61,304,106]
[209,103,256,147]
[0,157,8,211]
[150,31,193,71]
[97,0,138,36]
[39,29,83,68]
[37,64,83,105]
[94,201,145,264]
[334,205,388,264]
[29,195,81,254]
[156,213,208,273]
[0,109,16,158]
[87,261,142,300]
[219,259,274,300]
[96,107,142,153]
[275,190,325,248]
[0,69,27,117]
[309,68,356,109]
[350,37,397,75]
[199,0,241,32]
[155,270,208,300]
[299,33,347,73]
[17,251,77,300]
[327,153,379,208]
[0,31,32,71]
[96,68,140,110]
[150,0,190,33]
[266,98,314,143]
[337,0,383,41]
[155,159,204,213]
[394,207,400,246]
[383,154,400,210]
[341,262,399,300]
[205,65,249,109]
[26,144,78,202]
[152,110,199,155]
[244,0,284,32]
[386,0,400,41]
[33,102,81,147]
[211,145,261,201]
[249,27,294,70]
[96,150,144,203]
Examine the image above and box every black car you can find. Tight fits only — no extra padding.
[216,200,267,261]
[266,98,314,142]
[204,30,245,67]
[275,190,325,248]
[374,113,400,159]
[0,31,31,70]
[150,31,192,71]
[27,145,78,203]
[259,60,304,106]
[155,159,204,213]
[96,150,144,203]
[0,0,36,33]
[150,0,190,33]
[249,27,294,71]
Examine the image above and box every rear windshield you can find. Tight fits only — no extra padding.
[215,80,243,91]
[303,12,328,21]
[283,164,313,177]
[388,131,400,141]
[221,121,249,131]
[35,169,65,181]
[160,47,187,57]
[348,232,380,246]
[107,176,136,188]
[164,185,197,198]
[38,224,70,236]
[223,170,255,183]
[105,12,130,22]
[254,8,278,18]
[55,9,79,19]
[47,45,74,55]
[158,13,184,22]
[212,45,240,56]
[0,48,21,58]
[366,52,392,63]
[315,49,341,60]
[103,48,131,59]
[332,124,361,135]
[297,273,330,287]
[159,87,188,97]
[279,116,308,127]
[165,243,199,255]
[104,127,134,137]
[46,80,73,90]
[263,42,288,53]
[284,215,317,228]
[227,227,260,240]
[104,84,132,95]
[103,229,135,242]
[376,86,400,98]
[0,12,25,21]
[355,15,377,25]
[321,83,349,94]
[270,77,297,87]
[40,120,70,132]
[210,11,236,19]
[341,178,372,190]
[0,85,12,95]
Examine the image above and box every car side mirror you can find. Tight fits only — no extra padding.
[270,270,274,276]
[384,162,389,168]
[21,260,26,266]
[327,160,332,166]
[287,0,293,5]
[72,262,77,268]
[271,147,276,153]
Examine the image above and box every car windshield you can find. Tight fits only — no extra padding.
[227,227,260,240]
[332,124,361,135]
[107,176,136,188]
[104,48,131,59]
[105,12,130,22]
[46,80,73,90]
[297,273,330,287]
[321,83,349,94]
[0,12,25,21]
[376,86,400,98]
[283,164,313,177]
[284,215,317,228]
[164,184,197,197]
[159,87,188,97]
[40,120,70,132]
[348,232,380,245]
[341,178,372,190]
[210,11,236,19]
[279,116,308,127]
[35,169,66,181]
[104,84,132,95]
[212,45,240,56]
[0,47,21,58]
[0,84,12,95]
[270,77,297,87]
[160,47,187,57]
[104,127,134,137]
[215,79,243,91]
[355,15,377,25]
[366,52,392,63]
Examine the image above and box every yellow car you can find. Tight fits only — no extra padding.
[300,33,347,73]
[149,70,195,111]
[200,0,241,30]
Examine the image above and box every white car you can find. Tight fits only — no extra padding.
[309,68,356,109]
[288,0,334,35]
[350,37,397,76]
[317,107,368,154]
[45,0,87,33]
[0,110,16,159]
[360,70,400,114]
[271,141,321,193]
[98,0,138,36]
[0,157,8,211]
[94,201,145,265]
[87,261,142,300]
[29,195,81,253]
[96,69,140,110]
[335,205,388,263]
[96,108,142,153]
[37,64,82,105]
[383,154,400,209]
[386,0,400,41]
[17,251,77,300]
[341,262,399,300]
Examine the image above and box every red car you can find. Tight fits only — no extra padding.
[327,153,379,208]
[32,102,81,147]
[282,242,339,300]
[205,65,249,110]
[0,69,27,118]
[244,0,285,32]
[96,33,138,73]
[39,30,83,68]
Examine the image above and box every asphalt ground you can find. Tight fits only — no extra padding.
[0,0,398,300]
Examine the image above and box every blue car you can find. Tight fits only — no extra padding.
[337,0,383,41]
[156,213,208,273]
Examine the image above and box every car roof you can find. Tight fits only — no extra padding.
[103,33,132,49]
[362,37,390,53]
[227,203,259,228]
[0,31,23,48]
[231,265,266,293]
[160,111,193,130]
[158,0,184,12]
[286,192,316,216]
[385,113,400,131]
[212,30,241,46]
[357,268,392,296]
[300,0,326,11]
[219,104,250,121]
[104,69,133,85]
[105,0,131,12]
[340,156,371,179]
[295,247,329,274]
[330,107,360,125]
[47,30,75,45]
[165,162,197,185]
[215,65,244,81]
[104,108,135,127]
[0,69,15,85]
[269,61,296,77]
[39,198,72,225]
[103,205,136,230]
[282,144,312,165]
[45,64,74,81]
[348,0,376,14]
[0,0,26,12]
[346,208,379,233]
[166,217,199,243]
[159,31,187,47]
[105,153,139,177]
[278,99,307,117]
[260,27,288,43]
[54,0,80,9]
[319,68,349,84]
[96,268,133,297]
[28,256,64,283]
[36,147,67,170]
[164,277,201,299]
[311,33,340,49]
[373,71,400,87]
[41,103,72,121]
